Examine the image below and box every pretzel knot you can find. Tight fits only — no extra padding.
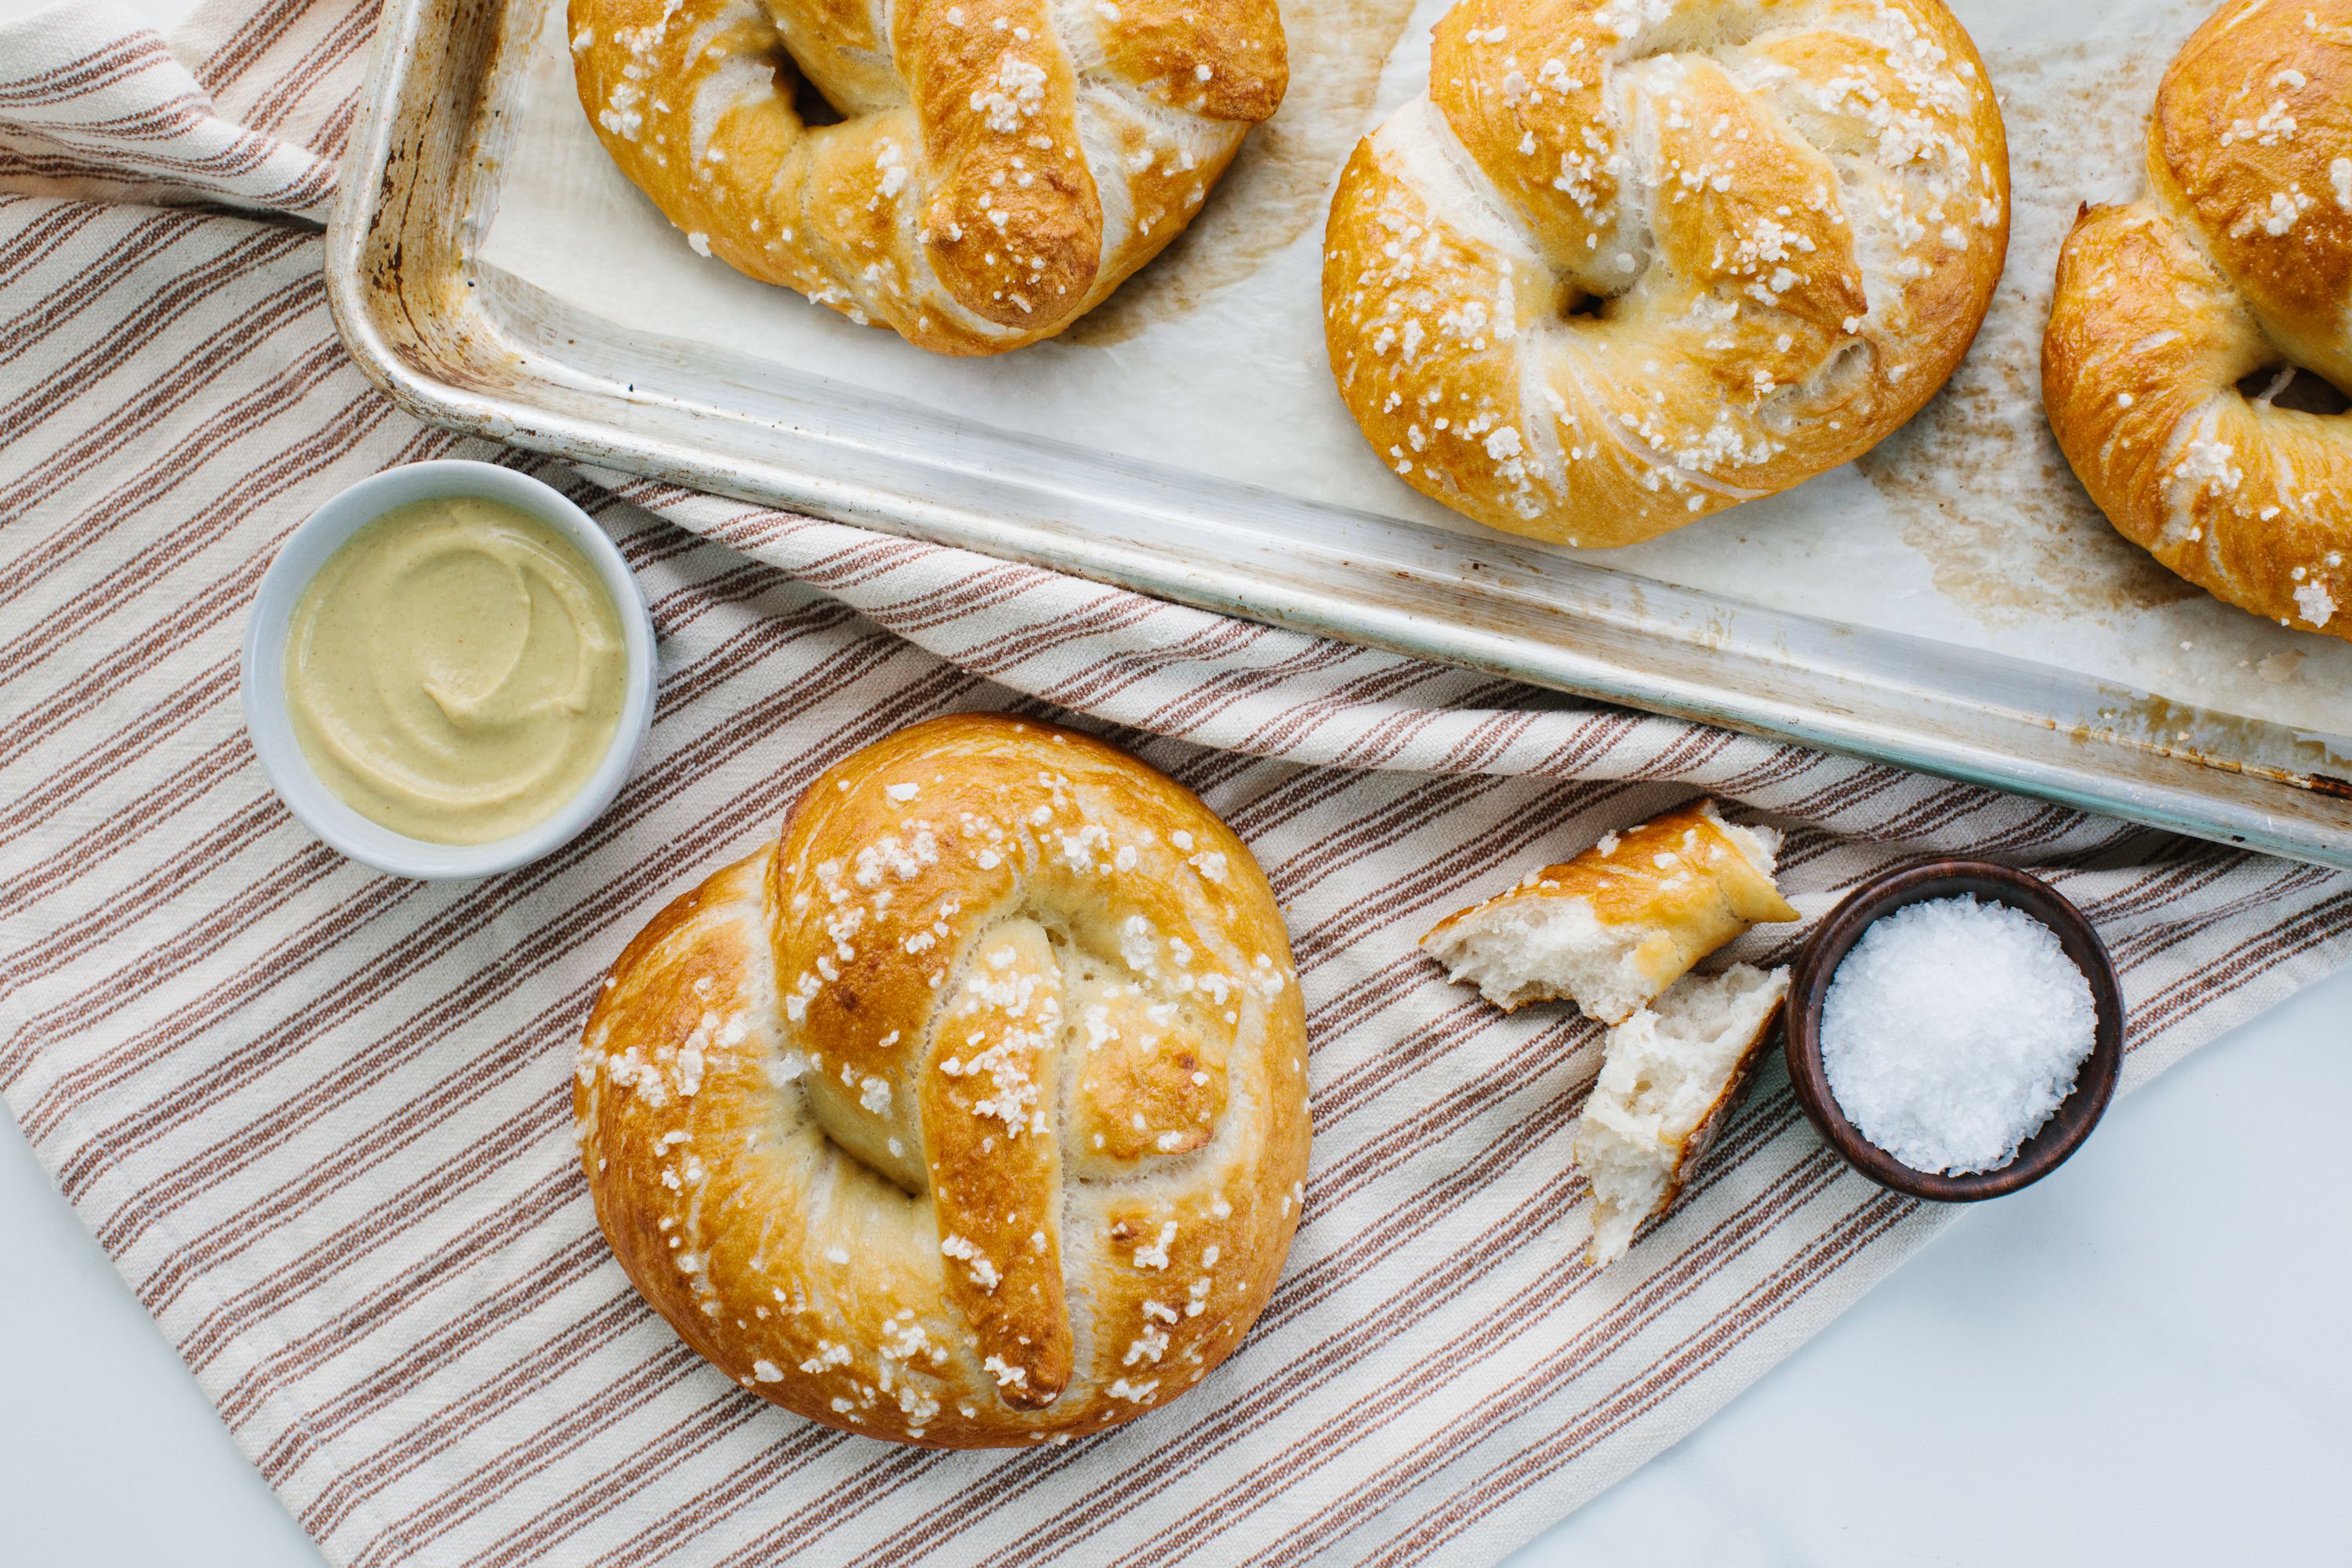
[2044,0,2352,641]
[568,0,1287,354]
[575,715,1310,1447]
[1322,0,2008,546]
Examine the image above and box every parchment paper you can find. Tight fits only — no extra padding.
[478,0,2352,738]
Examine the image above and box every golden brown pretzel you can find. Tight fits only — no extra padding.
[2044,0,2352,639]
[568,0,1286,354]
[1321,0,2009,546]
[574,714,1310,1446]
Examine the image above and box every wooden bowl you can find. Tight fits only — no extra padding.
[1783,860,2125,1201]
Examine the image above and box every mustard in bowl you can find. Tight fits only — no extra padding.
[243,461,655,880]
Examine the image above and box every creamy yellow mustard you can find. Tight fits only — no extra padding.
[284,495,627,845]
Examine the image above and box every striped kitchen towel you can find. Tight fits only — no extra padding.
[2,2,2347,1566]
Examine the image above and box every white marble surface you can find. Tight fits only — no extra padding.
[4,964,2347,1566]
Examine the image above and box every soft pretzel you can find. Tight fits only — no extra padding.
[2044,0,2352,640]
[568,0,1287,355]
[574,714,1310,1446]
[1321,0,2009,546]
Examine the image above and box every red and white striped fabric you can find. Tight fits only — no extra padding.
[2,2,2346,1565]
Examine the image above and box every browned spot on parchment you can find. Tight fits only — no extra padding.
[1857,10,2209,626]
[1067,0,1423,347]
[1856,362,2201,626]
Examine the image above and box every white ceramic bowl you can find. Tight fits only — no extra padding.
[241,459,656,880]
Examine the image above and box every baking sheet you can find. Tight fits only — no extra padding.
[474,0,2352,739]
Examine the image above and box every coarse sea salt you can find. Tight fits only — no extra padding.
[1820,895,2096,1175]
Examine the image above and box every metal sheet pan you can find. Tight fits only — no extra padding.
[325,0,2352,869]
